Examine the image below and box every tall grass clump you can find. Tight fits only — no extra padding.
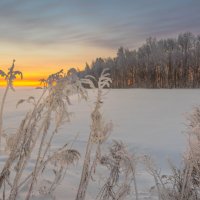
[141,106,200,200]
[96,140,138,200]
[2,60,200,200]
[0,63,139,200]
[0,64,87,199]
[76,70,138,200]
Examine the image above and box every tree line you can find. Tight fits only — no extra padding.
[76,32,200,88]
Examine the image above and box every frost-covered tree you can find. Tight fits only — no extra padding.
[78,32,200,88]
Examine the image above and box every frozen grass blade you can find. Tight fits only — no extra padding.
[0,60,23,148]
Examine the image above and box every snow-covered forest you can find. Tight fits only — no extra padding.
[78,32,200,88]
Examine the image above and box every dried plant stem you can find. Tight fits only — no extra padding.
[180,162,192,200]
[3,179,6,200]
[75,131,93,200]
[153,173,162,200]
[76,90,102,200]
[0,116,28,188]
[25,131,48,200]
[127,158,139,200]
[9,159,26,200]
[18,142,66,190]
[133,173,138,200]
[0,89,47,189]
[0,85,9,147]
[49,166,64,192]
[8,105,49,200]
[26,109,53,200]
[0,67,117,200]
[0,60,23,148]
[76,70,112,200]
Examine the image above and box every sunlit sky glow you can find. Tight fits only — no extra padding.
[0,0,200,86]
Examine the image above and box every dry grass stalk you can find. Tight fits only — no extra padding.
[0,60,23,147]
[97,140,138,200]
[0,67,88,199]
[75,69,112,200]
[141,107,200,200]
[76,70,139,200]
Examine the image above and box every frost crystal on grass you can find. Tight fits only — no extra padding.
[50,149,80,167]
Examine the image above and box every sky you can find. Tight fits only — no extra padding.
[0,0,200,86]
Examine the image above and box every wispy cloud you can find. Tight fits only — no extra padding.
[0,0,199,50]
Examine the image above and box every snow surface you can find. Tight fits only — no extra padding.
[1,88,200,199]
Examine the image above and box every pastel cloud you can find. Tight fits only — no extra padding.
[0,0,199,83]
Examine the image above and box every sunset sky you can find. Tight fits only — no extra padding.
[0,0,200,86]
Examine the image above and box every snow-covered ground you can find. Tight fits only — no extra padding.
[1,88,200,199]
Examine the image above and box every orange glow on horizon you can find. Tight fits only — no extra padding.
[0,64,80,87]
[0,80,41,87]
[0,43,116,87]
